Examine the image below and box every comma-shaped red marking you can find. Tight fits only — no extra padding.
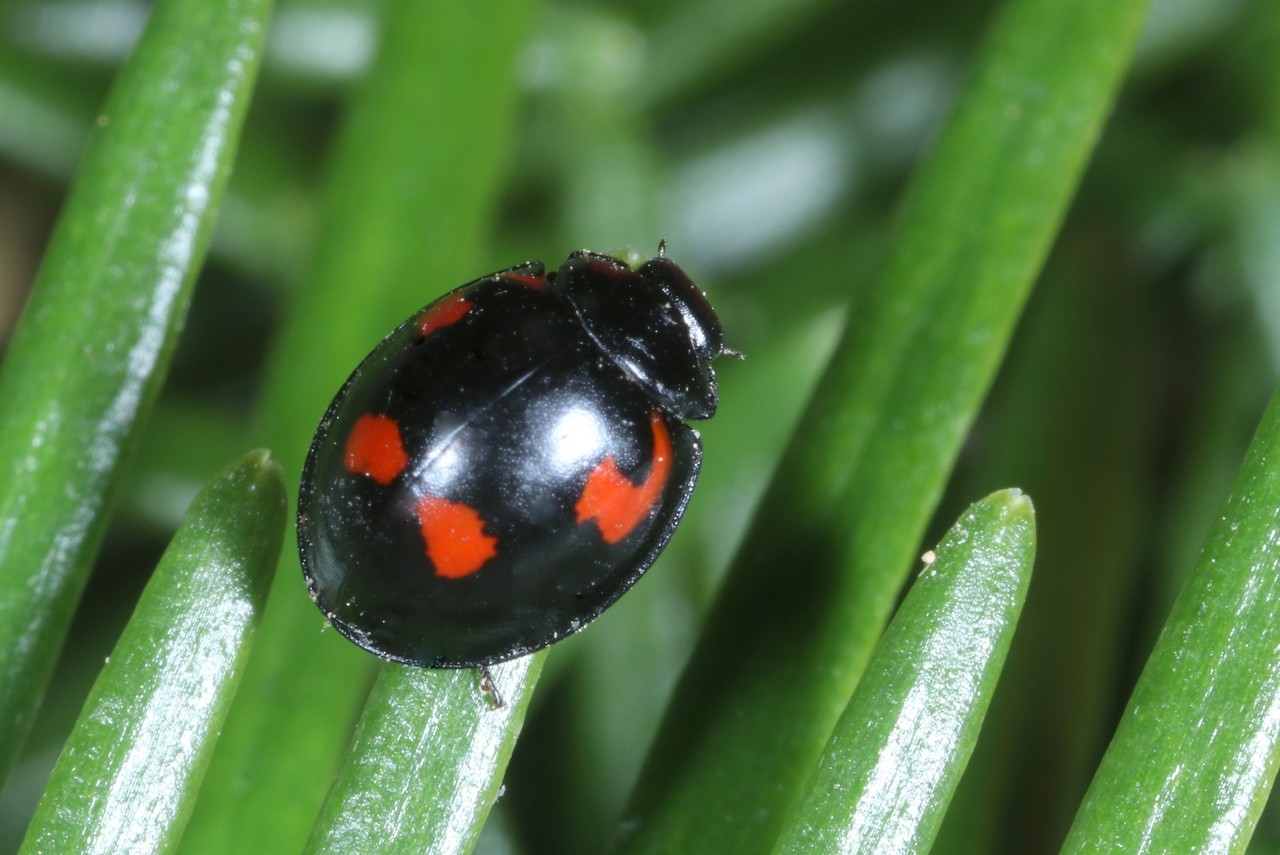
[345,413,408,485]
[417,292,473,338]
[416,495,498,578]
[576,412,672,544]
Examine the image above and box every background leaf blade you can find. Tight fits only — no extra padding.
[1063,384,1280,853]
[305,656,544,855]
[617,0,1149,850]
[0,0,273,783]
[775,489,1035,854]
[19,450,284,855]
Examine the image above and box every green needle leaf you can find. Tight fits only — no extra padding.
[19,450,285,855]
[0,0,272,783]
[617,0,1148,850]
[774,489,1035,854]
[1063,385,1280,853]
[305,655,545,855]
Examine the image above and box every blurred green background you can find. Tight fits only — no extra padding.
[1,0,1278,851]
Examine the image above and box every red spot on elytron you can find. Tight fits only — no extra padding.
[345,414,408,485]
[417,293,472,338]
[499,272,547,290]
[416,496,498,578]
[576,412,672,544]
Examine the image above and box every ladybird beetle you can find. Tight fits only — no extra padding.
[297,246,726,668]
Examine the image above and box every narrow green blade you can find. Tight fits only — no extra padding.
[617,0,1148,850]
[305,656,544,855]
[19,451,284,855]
[775,489,1035,854]
[1063,385,1280,852]
[0,0,272,783]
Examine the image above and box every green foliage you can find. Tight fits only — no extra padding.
[1063,386,1280,852]
[0,0,271,786]
[304,656,545,854]
[20,451,284,855]
[775,489,1035,854]
[1,0,1278,852]
[618,1,1143,848]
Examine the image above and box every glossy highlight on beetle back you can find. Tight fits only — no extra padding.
[297,250,726,668]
